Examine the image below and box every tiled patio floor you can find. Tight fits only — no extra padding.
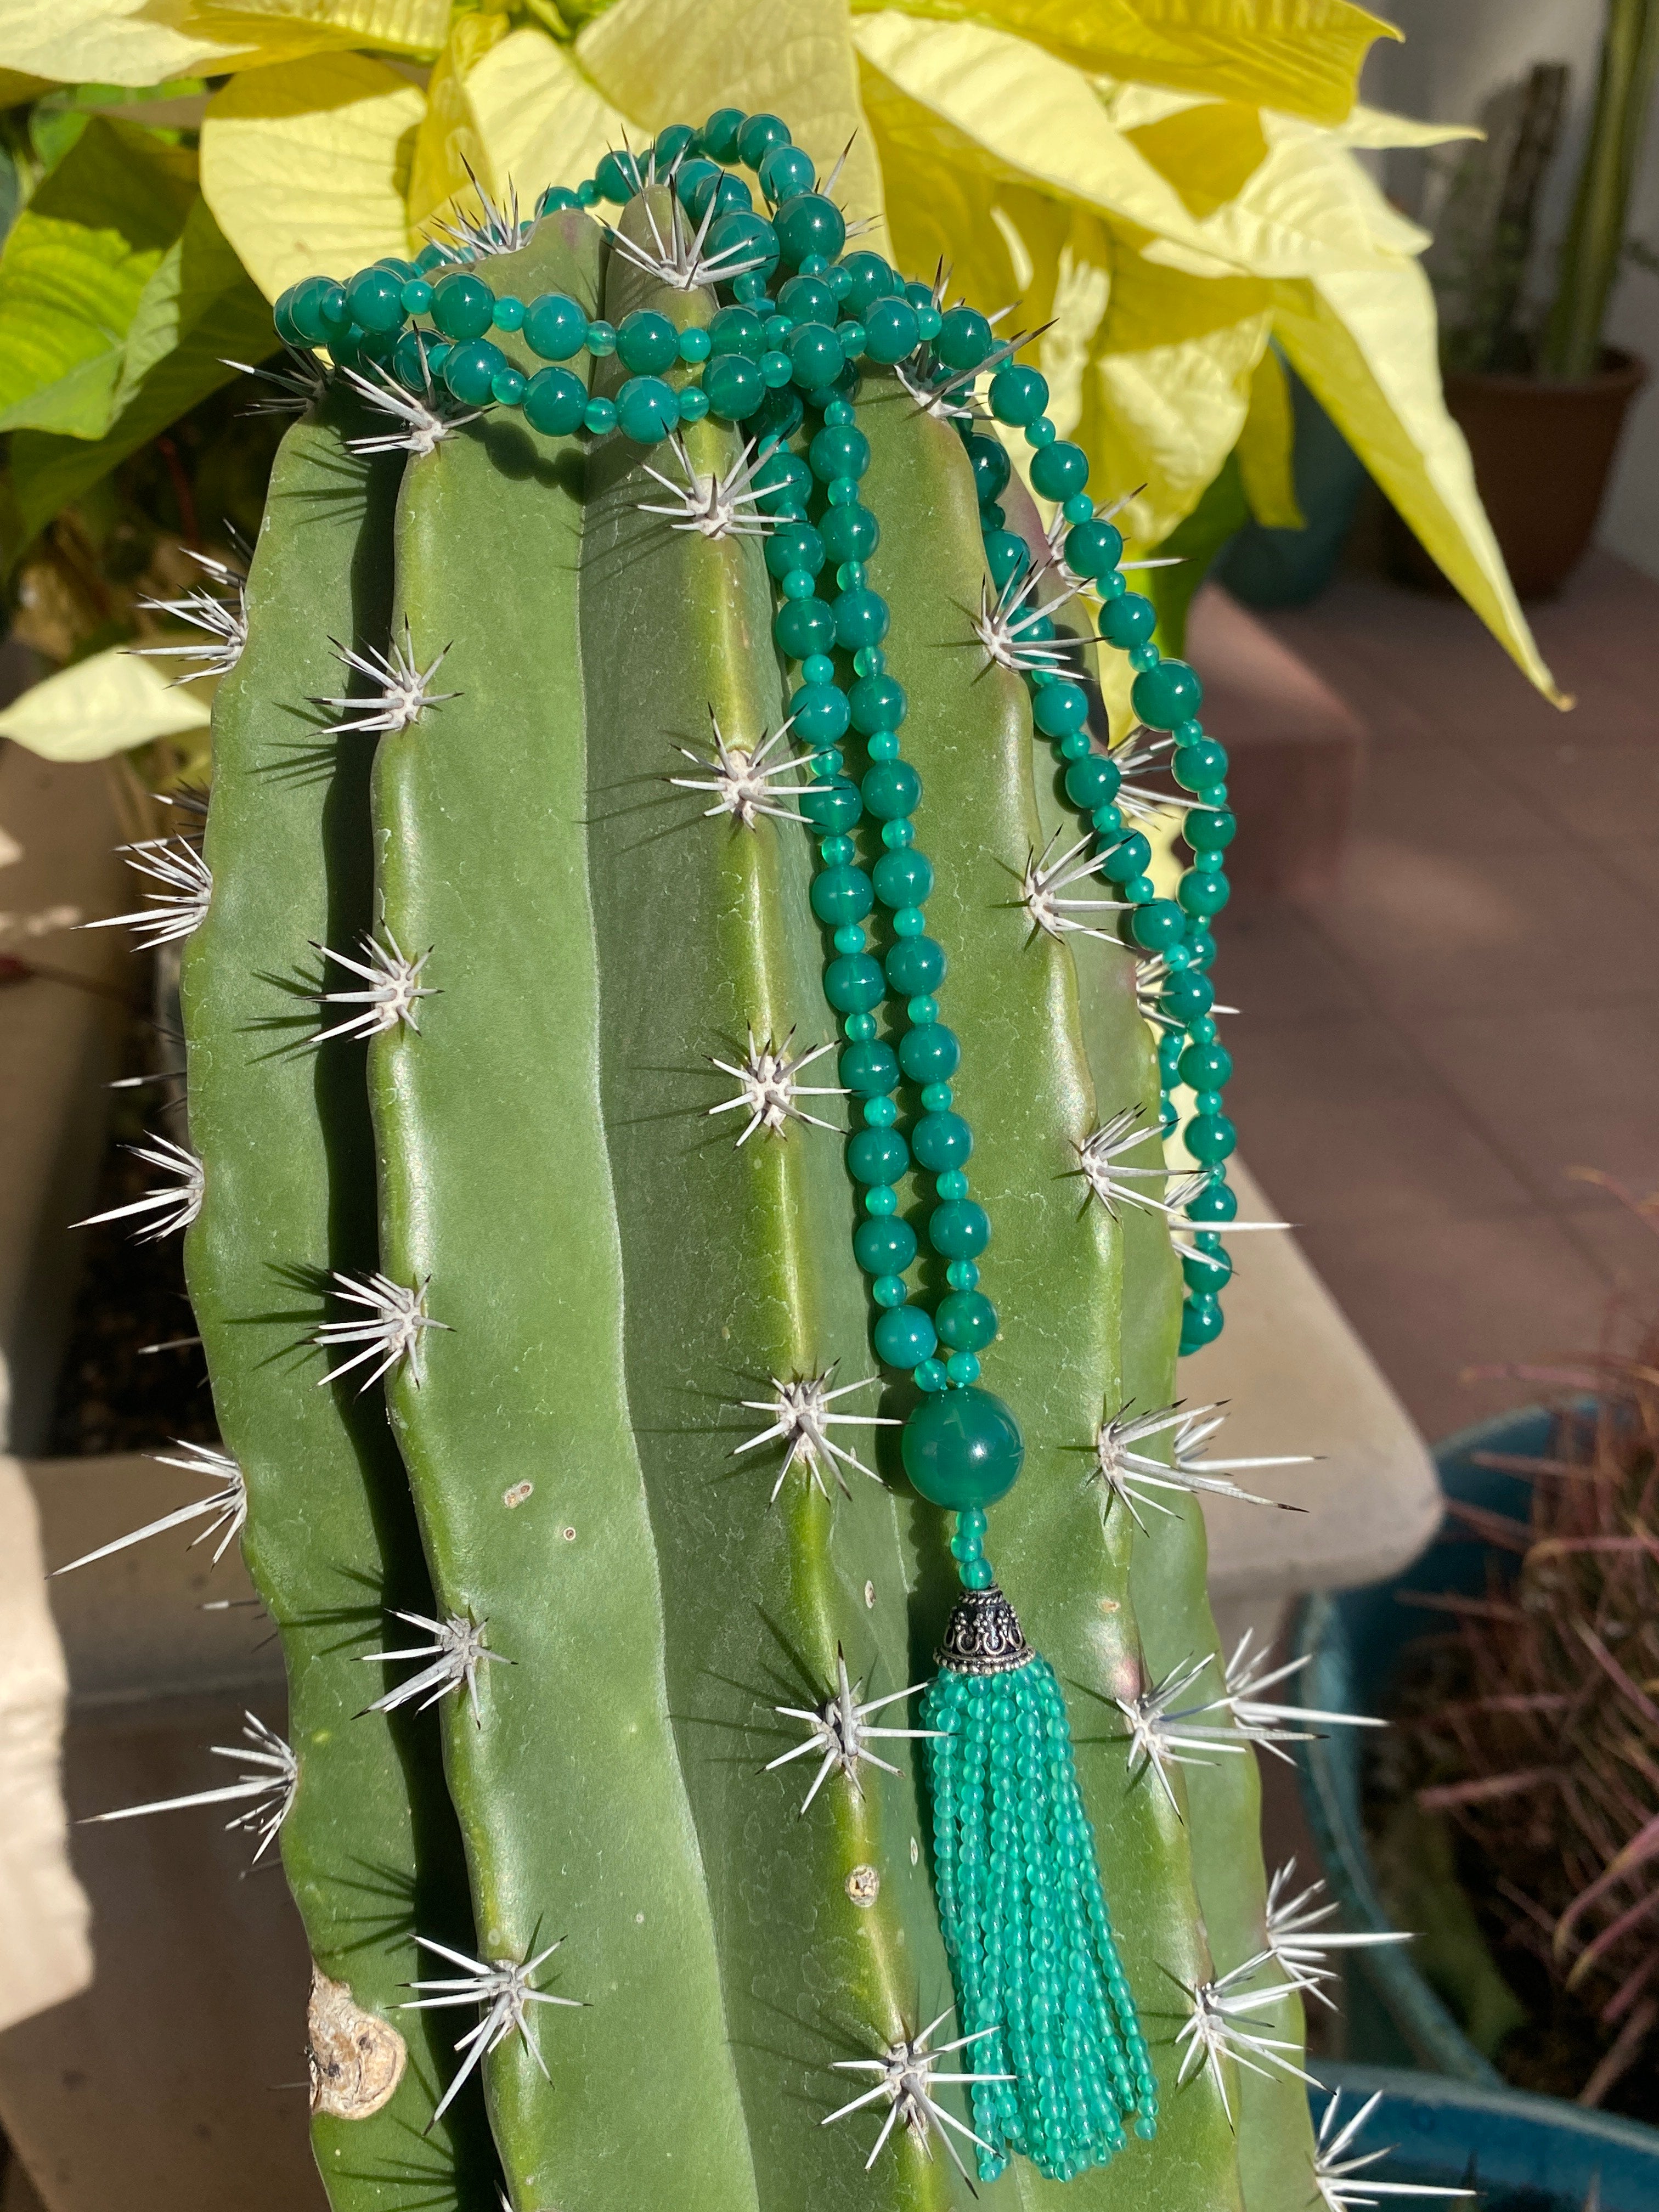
[1217,551,1659,1446]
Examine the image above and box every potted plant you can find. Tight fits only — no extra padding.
[1294,1182,1659,2161]
[1410,3,1656,596]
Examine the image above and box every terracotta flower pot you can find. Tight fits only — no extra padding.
[1393,347,1647,599]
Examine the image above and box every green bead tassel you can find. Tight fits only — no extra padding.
[922,1576,1157,2182]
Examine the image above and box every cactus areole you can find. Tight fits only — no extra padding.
[90,104,1331,2212]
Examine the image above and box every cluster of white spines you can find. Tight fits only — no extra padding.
[74,1133,204,1242]
[1022,830,1130,943]
[83,837,211,950]
[708,1026,844,1146]
[670,709,812,827]
[766,1644,940,1815]
[312,1269,449,1392]
[132,550,248,684]
[821,2010,1012,2180]
[342,360,483,458]
[308,929,436,1046]
[86,1711,298,1861]
[640,437,783,541]
[733,1368,897,1503]
[52,1441,246,1576]
[1091,1400,1312,1522]
[360,1610,506,1725]
[317,623,456,736]
[400,1934,582,2126]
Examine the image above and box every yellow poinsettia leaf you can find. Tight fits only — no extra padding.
[580,0,887,251]
[1273,266,1565,705]
[1337,104,1483,153]
[1078,250,1271,545]
[0,0,262,87]
[190,0,450,57]
[1125,100,1267,219]
[467,27,632,206]
[854,13,1212,257]
[0,0,374,89]
[200,54,423,300]
[1235,342,1302,527]
[407,11,512,243]
[0,647,212,763]
[861,0,1396,124]
[858,53,1051,320]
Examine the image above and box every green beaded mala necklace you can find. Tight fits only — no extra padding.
[272,104,1252,2186]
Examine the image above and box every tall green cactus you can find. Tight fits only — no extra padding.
[78,107,1351,2212]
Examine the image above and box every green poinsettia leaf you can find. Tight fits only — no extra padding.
[8,196,275,557]
[0,116,196,439]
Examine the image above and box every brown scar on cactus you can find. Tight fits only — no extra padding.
[308,1969,408,2119]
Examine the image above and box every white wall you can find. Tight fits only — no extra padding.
[1363,0,1659,578]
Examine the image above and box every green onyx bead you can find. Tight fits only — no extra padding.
[861,760,921,820]
[1178,865,1231,916]
[787,320,844,388]
[704,351,766,420]
[1033,681,1088,737]
[899,1022,959,1081]
[872,846,932,907]
[885,934,944,995]
[874,1302,938,1368]
[1184,1113,1237,1164]
[1029,439,1090,500]
[862,295,919,364]
[614,374,678,443]
[833,586,889,651]
[774,596,836,660]
[430,270,493,341]
[929,1199,989,1259]
[989,361,1048,425]
[615,308,679,374]
[707,208,781,279]
[847,1125,909,1184]
[442,338,506,404]
[819,500,879,562]
[853,1215,917,1274]
[902,1386,1024,1508]
[758,141,815,202]
[965,431,1012,505]
[839,1039,899,1095]
[1131,897,1186,951]
[936,304,993,371]
[1098,592,1157,650]
[911,1110,972,1171]
[1132,656,1204,729]
[345,264,406,334]
[937,1290,998,1351]
[809,863,873,927]
[823,951,884,1009]
[774,191,847,266]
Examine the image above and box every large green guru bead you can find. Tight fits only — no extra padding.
[902,1384,1024,1506]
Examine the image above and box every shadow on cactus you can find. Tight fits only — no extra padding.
[66,106,1419,2212]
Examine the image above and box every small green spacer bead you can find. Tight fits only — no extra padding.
[492,294,525,331]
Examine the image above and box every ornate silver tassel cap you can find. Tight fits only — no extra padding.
[938,1584,1035,1675]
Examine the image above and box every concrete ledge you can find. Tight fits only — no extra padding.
[0,742,135,1454]
[1188,1159,1444,1661]
[27,1455,284,1709]
[1186,584,1364,903]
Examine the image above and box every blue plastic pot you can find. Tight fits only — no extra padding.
[1308,2063,1659,2211]
[1289,1408,1659,2199]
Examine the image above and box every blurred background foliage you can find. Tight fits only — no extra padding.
[0,0,1565,775]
